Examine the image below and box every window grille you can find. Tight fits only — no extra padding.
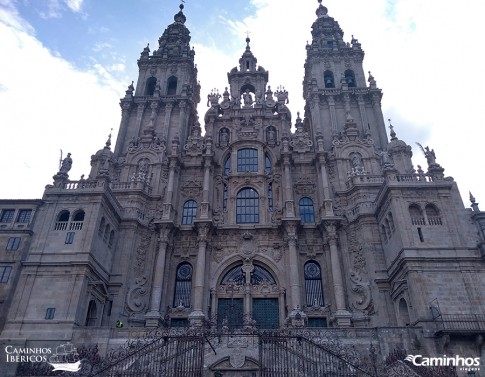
[237,148,258,172]
[182,200,197,225]
[304,261,324,306]
[0,209,15,223]
[236,188,259,224]
[299,197,315,223]
[16,209,32,223]
[173,263,193,307]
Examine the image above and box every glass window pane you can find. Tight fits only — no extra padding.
[299,197,315,223]
[236,188,259,223]
[182,200,197,225]
[237,148,258,172]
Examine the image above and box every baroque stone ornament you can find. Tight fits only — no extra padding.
[125,226,156,316]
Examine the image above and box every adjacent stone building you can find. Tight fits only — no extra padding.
[2,2,485,376]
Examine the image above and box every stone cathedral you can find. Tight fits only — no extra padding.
[1,2,485,376]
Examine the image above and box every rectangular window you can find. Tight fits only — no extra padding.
[65,232,75,244]
[308,317,328,328]
[0,266,12,283]
[0,209,15,223]
[237,148,258,172]
[171,318,189,328]
[6,237,21,251]
[217,298,243,329]
[253,298,279,329]
[45,308,56,320]
[16,209,32,223]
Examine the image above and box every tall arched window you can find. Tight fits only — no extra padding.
[324,70,335,88]
[304,261,324,306]
[268,183,273,210]
[55,210,70,230]
[409,204,425,225]
[182,200,197,225]
[344,69,356,87]
[85,300,97,326]
[237,148,258,172]
[224,155,231,176]
[98,217,105,237]
[223,184,228,210]
[299,197,315,223]
[236,188,259,223]
[173,263,193,307]
[425,204,442,225]
[71,210,85,230]
[145,77,157,95]
[167,76,177,95]
[265,153,272,174]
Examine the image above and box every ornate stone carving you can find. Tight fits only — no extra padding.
[180,179,202,198]
[125,227,155,316]
[184,121,206,156]
[294,177,316,195]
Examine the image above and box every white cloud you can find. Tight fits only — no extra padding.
[194,0,485,204]
[65,0,83,12]
[0,8,122,199]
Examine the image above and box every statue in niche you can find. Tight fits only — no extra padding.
[266,127,276,144]
[219,128,229,145]
[243,89,253,106]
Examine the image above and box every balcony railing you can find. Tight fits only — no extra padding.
[437,314,485,333]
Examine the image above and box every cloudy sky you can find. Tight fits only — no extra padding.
[1,0,484,208]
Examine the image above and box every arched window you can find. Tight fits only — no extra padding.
[237,148,258,172]
[85,300,97,326]
[398,297,410,326]
[324,70,335,88]
[173,263,192,307]
[98,217,105,237]
[344,69,356,87]
[425,204,442,225]
[70,210,85,230]
[304,261,324,306]
[409,204,425,225]
[236,188,259,224]
[167,76,177,95]
[299,197,315,223]
[55,210,70,230]
[265,153,272,174]
[182,200,197,225]
[145,77,157,96]
[108,230,115,248]
[103,224,110,242]
[224,155,231,176]
[223,184,228,210]
[268,183,273,210]
[221,264,276,285]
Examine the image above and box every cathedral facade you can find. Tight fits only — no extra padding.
[1,2,485,376]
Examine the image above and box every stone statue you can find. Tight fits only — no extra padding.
[424,146,436,165]
[60,153,72,173]
[219,128,229,144]
[243,89,253,106]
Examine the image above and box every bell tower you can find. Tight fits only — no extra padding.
[303,0,388,151]
[114,3,200,172]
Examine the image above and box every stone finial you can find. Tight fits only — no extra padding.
[470,192,480,212]
[388,118,397,140]
[316,0,328,18]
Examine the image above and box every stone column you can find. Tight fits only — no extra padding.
[284,221,306,327]
[281,140,295,218]
[189,222,211,327]
[316,139,333,217]
[114,102,132,156]
[325,222,352,327]
[162,141,179,221]
[200,155,212,219]
[145,224,172,327]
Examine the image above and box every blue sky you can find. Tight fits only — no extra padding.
[1,0,484,207]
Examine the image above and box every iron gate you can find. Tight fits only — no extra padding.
[260,334,375,377]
